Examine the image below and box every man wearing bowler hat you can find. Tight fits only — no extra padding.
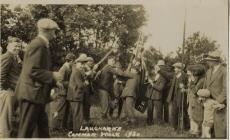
[203,50,226,138]
[16,18,62,138]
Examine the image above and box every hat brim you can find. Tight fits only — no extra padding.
[204,58,220,62]
[75,59,88,63]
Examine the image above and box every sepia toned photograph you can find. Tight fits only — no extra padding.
[0,0,228,139]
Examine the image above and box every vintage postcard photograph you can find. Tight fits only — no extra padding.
[0,0,228,139]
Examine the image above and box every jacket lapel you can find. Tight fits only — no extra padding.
[208,66,222,86]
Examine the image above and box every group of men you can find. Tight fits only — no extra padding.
[0,18,227,138]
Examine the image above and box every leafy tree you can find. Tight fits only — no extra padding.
[176,32,218,65]
[1,4,146,69]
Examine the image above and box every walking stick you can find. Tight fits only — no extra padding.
[181,89,184,134]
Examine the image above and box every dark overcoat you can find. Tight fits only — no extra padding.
[16,37,54,104]
[145,74,166,100]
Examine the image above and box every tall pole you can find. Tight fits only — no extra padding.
[182,5,186,66]
[179,1,187,134]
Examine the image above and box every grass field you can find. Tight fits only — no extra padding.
[50,105,190,138]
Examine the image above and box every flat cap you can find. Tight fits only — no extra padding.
[37,18,60,30]
[75,54,88,63]
[157,60,165,66]
[65,53,76,61]
[86,57,94,62]
[172,62,185,69]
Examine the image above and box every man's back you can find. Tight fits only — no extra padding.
[16,37,53,104]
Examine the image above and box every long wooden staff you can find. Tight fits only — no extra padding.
[95,37,119,67]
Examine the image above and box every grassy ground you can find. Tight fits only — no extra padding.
[51,105,190,138]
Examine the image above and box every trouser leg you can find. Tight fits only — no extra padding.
[163,101,169,123]
[204,126,211,138]
[0,91,17,138]
[168,101,177,129]
[83,92,91,121]
[98,89,109,118]
[64,101,73,130]
[147,99,153,125]
[214,108,226,138]
[125,97,135,122]
[70,101,83,132]
[17,100,49,138]
[119,98,127,120]
[153,100,163,124]
[50,96,67,129]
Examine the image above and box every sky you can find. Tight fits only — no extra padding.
[5,0,228,58]
[141,0,228,57]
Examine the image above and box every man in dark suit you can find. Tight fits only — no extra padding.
[166,62,188,131]
[97,56,130,119]
[0,37,22,138]
[203,51,226,138]
[67,55,88,132]
[15,18,62,138]
[146,64,166,125]
[157,60,175,123]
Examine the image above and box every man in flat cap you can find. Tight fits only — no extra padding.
[16,18,62,138]
[50,53,76,131]
[166,62,188,131]
[67,55,88,132]
[203,50,226,138]
[156,60,174,123]
[0,37,22,138]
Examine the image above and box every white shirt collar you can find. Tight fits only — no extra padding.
[38,34,49,48]
[154,73,160,81]
[176,72,182,78]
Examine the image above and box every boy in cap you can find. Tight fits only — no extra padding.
[50,53,76,131]
[203,50,226,138]
[67,54,88,132]
[197,89,225,138]
[0,36,22,138]
[16,18,62,138]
